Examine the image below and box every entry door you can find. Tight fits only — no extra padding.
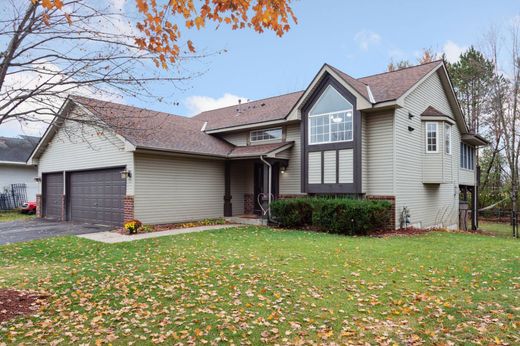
[43,173,63,219]
[253,163,264,215]
[253,162,280,215]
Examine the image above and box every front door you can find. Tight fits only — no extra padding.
[253,161,280,215]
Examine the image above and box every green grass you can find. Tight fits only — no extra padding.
[0,227,518,345]
[0,210,34,223]
[480,221,516,238]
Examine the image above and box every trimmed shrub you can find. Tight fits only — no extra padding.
[270,198,313,228]
[271,197,391,235]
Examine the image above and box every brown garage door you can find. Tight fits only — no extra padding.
[43,173,63,219]
[68,168,126,226]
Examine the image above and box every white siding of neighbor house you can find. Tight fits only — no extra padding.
[323,150,336,184]
[395,70,460,229]
[365,112,394,195]
[230,160,253,215]
[338,149,354,184]
[308,151,321,184]
[279,124,303,195]
[37,106,134,195]
[0,164,39,201]
[133,153,225,224]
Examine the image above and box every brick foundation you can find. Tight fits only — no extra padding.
[123,195,134,223]
[244,193,254,214]
[36,194,42,218]
[366,195,396,230]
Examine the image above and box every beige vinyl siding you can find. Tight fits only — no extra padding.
[279,123,303,194]
[133,153,225,224]
[308,151,321,184]
[338,149,353,184]
[37,106,134,194]
[395,70,460,229]
[220,132,247,146]
[361,115,368,193]
[230,160,253,215]
[366,112,394,195]
[323,151,336,183]
[460,169,475,186]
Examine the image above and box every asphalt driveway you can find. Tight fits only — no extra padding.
[0,219,113,245]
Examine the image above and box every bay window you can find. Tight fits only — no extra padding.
[426,122,438,153]
[444,124,452,155]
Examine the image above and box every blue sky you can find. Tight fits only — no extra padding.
[1,0,519,137]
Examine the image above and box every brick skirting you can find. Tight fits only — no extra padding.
[366,195,396,230]
[123,195,134,222]
[36,194,42,218]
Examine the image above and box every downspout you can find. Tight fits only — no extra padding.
[259,155,272,220]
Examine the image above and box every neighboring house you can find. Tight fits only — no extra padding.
[0,135,40,203]
[29,60,487,228]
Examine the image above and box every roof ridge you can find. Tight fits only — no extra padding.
[326,64,368,86]
[194,90,304,116]
[358,60,443,80]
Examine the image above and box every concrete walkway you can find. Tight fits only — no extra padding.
[77,224,241,243]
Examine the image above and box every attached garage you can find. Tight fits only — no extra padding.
[68,168,126,226]
[42,172,63,219]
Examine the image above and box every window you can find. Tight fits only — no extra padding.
[250,127,282,142]
[426,123,438,153]
[308,85,354,145]
[444,124,452,155]
[460,143,474,170]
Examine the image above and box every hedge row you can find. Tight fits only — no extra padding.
[270,197,392,235]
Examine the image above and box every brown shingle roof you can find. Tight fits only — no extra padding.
[194,61,443,131]
[358,61,442,103]
[193,91,304,131]
[71,96,234,157]
[421,106,446,117]
[228,141,294,158]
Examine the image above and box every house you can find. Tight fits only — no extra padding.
[0,135,40,204]
[29,60,488,229]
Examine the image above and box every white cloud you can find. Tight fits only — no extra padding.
[443,40,466,63]
[354,30,381,51]
[185,93,249,115]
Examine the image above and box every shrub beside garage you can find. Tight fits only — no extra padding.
[270,197,392,235]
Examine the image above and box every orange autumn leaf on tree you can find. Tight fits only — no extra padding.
[29,0,297,69]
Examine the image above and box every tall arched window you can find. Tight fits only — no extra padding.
[308,85,354,145]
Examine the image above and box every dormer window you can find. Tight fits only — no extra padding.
[250,127,282,142]
[426,122,438,153]
[309,85,353,145]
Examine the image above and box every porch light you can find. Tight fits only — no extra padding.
[34,177,41,182]
[280,165,287,174]
[120,169,132,179]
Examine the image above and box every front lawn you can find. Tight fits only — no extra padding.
[0,227,518,345]
[0,211,34,223]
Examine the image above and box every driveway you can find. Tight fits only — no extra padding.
[0,219,113,245]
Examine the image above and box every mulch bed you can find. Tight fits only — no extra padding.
[0,289,48,323]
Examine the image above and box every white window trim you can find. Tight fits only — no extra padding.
[250,127,283,143]
[308,110,354,145]
[444,123,452,155]
[308,86,354,146]
[425,122,439,153]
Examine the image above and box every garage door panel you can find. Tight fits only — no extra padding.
[69,168,126,226]
[43,173,63,219]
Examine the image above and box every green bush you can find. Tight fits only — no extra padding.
[270,198,313,228]
[271,197,391,235]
